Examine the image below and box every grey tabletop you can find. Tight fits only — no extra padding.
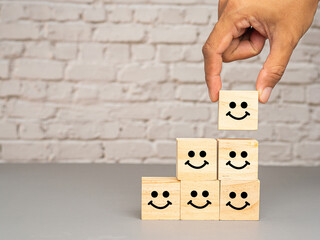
[0,164,319,240]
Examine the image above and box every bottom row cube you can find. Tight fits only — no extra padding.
[141,177,260,220]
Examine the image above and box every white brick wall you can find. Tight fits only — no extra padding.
[0,1,319,165]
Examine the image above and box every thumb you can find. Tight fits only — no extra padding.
[256,36,296,103]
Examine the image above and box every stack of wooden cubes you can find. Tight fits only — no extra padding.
[142,90,260,220]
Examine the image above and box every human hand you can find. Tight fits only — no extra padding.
[202,0,318,103]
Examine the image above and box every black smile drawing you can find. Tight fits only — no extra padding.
[187,200,211,209]
[185,160,209,169]
[226,111,250,120]
[148,200,172,209]
[226,201,250,210]
[226,160,250,170]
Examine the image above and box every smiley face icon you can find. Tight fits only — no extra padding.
[220,180,260,220]
[141,177,180,220]
[177,138,217,181]
[181,181,219,220]
[218,139,258,180]
[218,90,258,130]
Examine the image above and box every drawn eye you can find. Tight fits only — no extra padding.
[163,191,169,198]
[229,151,236,158]
[188,151,195,158]
[199,151,206,158]
[241,102,248,109]
[241,151,248,158]
[241,192,248,199]
[229,192,236,199]
[151,191,158,198]
[229,102,236,108]
[202,190,209,197]
[191,190,197,197]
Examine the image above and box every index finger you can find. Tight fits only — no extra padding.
[202,18,248,102]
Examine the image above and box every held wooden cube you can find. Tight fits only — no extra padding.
[220,180,260,220]
[181,180,220,220]
[218,139,258,180]
[218,90,258,130]
[176,138,217,181]
[141,177,180,220]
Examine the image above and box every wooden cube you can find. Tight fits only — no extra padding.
[176,138,217,181]
[218,139,258,180]
[220,180,260,220]
[181,180,220,220]
[218,90,258,130]
[141,177,180,220]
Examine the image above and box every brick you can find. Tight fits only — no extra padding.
[198,26,214,43]
[109,7,132,23]
[259,142,291,162]
[260,104,309,123]
[83,7,106,22]
[170,123,196,138]
[184,44,203,62]
[149,83,176,100]
[106,44,130,63]
[20,81,47,100]
[0,61,9,79]
[47,82,73,102]
[0,122,18,139]
[0,4,24,21]
[150,26,197,43]
[135,8,157,23]
[51,142,103,161]
[94,25,144,42]
[155,141,175,158]
[119,123,146,138]
[14,59,64,80]
[307,84,320,104]
[148,122,170,139]
[101,122,120,139]
[104,141,155,159]
[110,104,159,120]
[66,63,115,81]
[185,7,210,24]
[301,29,320,45]
[222,64,260,83]
[158,45,184,62]
[176,84,207,101]
[46,23,91,41]
[281,63,317,84]
[281,86,305,103]
[57,106,111,122]
[79,43,105,62]
[24,41,53,59]
[99,84,125,101]
[52,6,82,21]
[19,122,44,139]
[66,123,100,140]
[158,8,184,24]
[150,0,197,3]
[2,143,48,161]
[290,45,315,62]
[295,142,320,160]
[274,125,303,142]
[162,106,210,121]
[132,44,155,61]
[0,42,23,58]
[0,80,21,97]
[54,43,78,60]
[7,100,56,119]
[44,123,71,140]
[26,4,52,20]
[74,85,98,102]
[171,64,204,83]
[118,64,166,82]
[0,23,39,40]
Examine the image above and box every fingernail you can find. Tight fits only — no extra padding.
[260,87,272,103]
